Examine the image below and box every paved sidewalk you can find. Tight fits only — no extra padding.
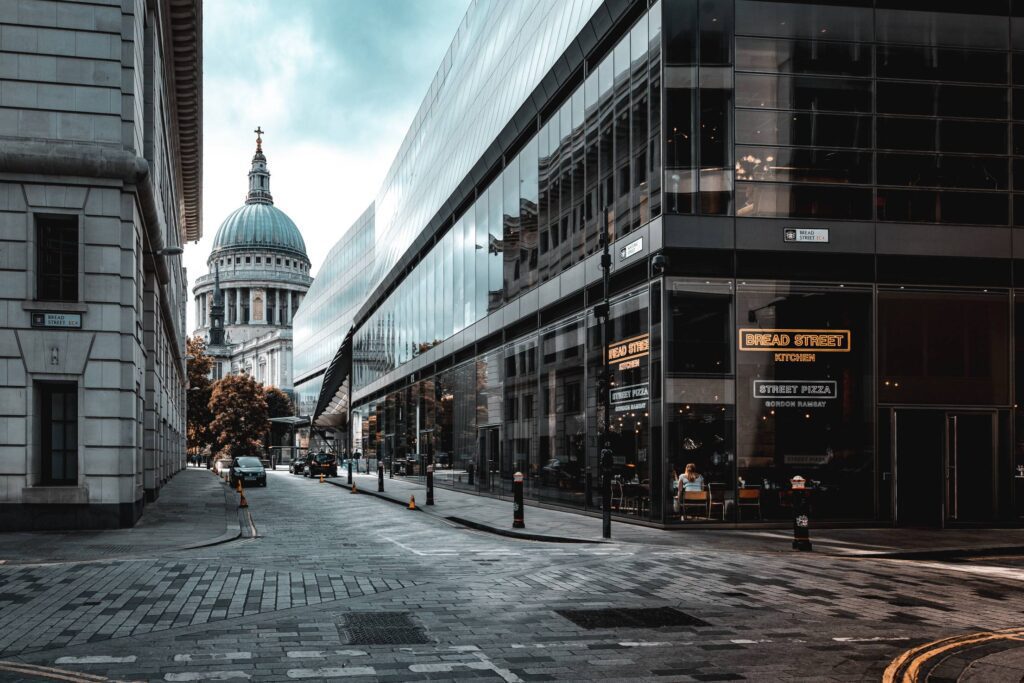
[334,471,1024,558]
[0,467,238,564]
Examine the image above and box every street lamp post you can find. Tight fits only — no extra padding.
[596,207,613,540]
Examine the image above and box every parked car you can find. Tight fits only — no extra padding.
[305,452,338,478]
[230,456,267,488]
[289,456,308,475]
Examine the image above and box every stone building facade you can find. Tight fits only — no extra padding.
[0,0,201,529]
[192,133,311,395]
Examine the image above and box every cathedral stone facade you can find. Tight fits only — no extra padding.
[192,132,310,394]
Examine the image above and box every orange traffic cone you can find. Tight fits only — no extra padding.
[319,474,324,483]
[408,495,416,510]
[239,490,248,508]
[351,482,358,494]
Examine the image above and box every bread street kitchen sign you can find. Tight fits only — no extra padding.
[607,333,650,371]
[738,328,850,363]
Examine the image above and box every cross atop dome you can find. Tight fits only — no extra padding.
[246,126,272,205]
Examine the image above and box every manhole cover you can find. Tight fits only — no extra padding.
[342,612,429,645]
[555,607,708,630]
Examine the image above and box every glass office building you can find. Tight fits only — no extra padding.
[293,205,375,433]
[312,0,1024,528]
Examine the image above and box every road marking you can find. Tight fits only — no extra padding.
[883,626,1024,682]
[619,641,672,647]
[381,535,457,556]
[286,651,325,659]
[0,661,112,682]
[164,672,251,681]
[286,667,376,679]
[834,636,910,643]
[410,656,523,683]
[55,656,137,664]
[172,653,252,662]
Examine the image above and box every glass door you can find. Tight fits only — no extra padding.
[945,412,997,524]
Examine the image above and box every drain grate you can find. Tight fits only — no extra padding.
[556,607,709,630]
[342,612,430,645]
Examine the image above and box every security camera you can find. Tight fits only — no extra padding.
[650,254,667,276]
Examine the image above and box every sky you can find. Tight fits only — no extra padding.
[185,0,469,331]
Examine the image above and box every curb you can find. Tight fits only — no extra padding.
[864,545,1024,561]
[444,515,605,544]
[325,478,424,511]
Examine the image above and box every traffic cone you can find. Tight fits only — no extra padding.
[239,490,248,508]
[319,473,324,483]
[351,482,358,494]
[408,495,416,510]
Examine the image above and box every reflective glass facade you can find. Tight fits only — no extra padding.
[333,1,1024,528]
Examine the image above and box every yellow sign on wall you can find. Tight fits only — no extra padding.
[607,333,650,369]
[738,328,851,352]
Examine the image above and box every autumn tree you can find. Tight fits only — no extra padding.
[186,335,214,455]
[208,373,269,457]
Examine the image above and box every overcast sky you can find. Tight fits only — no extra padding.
[186,0,469,331]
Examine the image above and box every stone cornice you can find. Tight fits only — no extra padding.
[166,0,202,242]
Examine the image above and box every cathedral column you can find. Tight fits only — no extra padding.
[287,290,293,324]
[235,288,242,324]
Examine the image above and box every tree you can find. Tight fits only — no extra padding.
[209,373,269,457]
[186,335,214,455]
[264,386,294,460]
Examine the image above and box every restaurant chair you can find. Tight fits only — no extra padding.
[708,483,727,521]
[737,487,762,521]
[682,490,710,519]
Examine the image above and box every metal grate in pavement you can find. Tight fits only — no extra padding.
[84,545,135,554]
[556,607,709,630]
[341,612,430,645]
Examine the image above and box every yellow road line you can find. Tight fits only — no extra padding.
[882,626,1024,682]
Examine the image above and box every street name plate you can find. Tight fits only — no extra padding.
[784,228,829,243]
[30,312,81,328]
[619,237,643,260]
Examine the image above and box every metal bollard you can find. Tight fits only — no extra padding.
[791,476,812,551]
[426,464,434,505]
[512,471,525,528]
[600,447,613,540]
[378,461,384,492]
[347,459,353,486]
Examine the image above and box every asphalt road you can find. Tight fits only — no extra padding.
[0,469,1021,682]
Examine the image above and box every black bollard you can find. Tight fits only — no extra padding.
[512,471,525,528]
[347,459,353,486]
[791,476,812,551]
[389,457,394,479]
[378,461,384,492]
[426,463,434,505]
[467,463,474,486]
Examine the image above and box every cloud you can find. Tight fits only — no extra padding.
[186,0,469,333]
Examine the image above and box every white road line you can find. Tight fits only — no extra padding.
[381,535,457,556]
[902,560,1024,582]
[285,667,376,679]
[164,672,251,681]
[172,653,252,663]
[286,651,325,659]
[833,636,911,643]
[55,656,137,664]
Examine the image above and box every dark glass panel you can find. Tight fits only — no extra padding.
[37,216,78,302]
[877,117,1007,154]
[876,188,1009,224]
[1015,124,1024,155]
[665,67,696,213]
[1015,159,1024,190]
[736,182,872,219]
[699,69,734,215]
[1015,88,1024,120]
[736,110,872,148]
[879,290,1010,405]
[520,137,539,290]
[487,180,503,312]
[699,0,733,66]
[878,45,1007,84]
[536,319,587,508]
[876,82,1008,119]
[649,3,662,220]
[664,0,697,65]
[877,153,1008,190]
[572,86,586,259]
[735,1,874,42]
[736,37,872,76]
[737,146,873,184]
[666,288,732,375]
[876,7,1008,50]
[1015,53,1024,86]
[735,73,872,113]
[1015,194,1024,225]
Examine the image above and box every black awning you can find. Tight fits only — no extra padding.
[313,331,352,426]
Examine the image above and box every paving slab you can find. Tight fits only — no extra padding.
[0,467,239,564]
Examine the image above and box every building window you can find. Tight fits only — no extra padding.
[286,259,291,267]
[256,256,261,264]
[246,256,251,264]
[276,258,281,265]
[40,382,78,485]
[36,215,78,301]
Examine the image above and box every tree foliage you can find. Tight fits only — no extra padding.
[209,373,269,457]
[186,336,214,453]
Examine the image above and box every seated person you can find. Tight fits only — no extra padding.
[678,463,705,495]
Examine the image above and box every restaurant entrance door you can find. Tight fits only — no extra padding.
[478,426,499,495]
[892,409,997,526]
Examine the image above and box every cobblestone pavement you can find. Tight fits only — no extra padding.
[0,469,1021,682]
